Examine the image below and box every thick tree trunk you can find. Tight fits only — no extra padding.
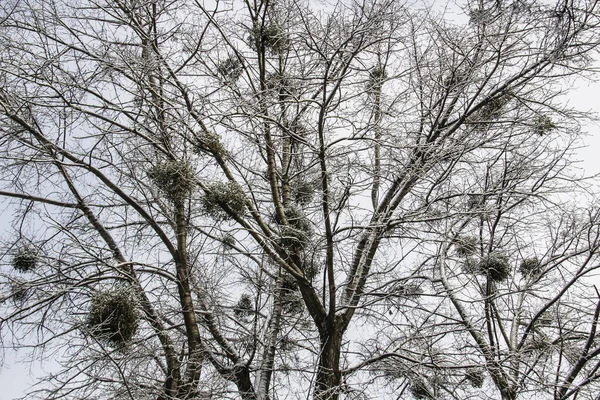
[314,328,344,400]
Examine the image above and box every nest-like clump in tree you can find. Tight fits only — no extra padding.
[410,377,434,399]
[281,273,298,291]
[526,332,552,351]
[366,65,387,93]
[535,311,554,327]
[291,179,317,206]
[220,233,236,249]
[217,55,243,83]
[477,253,511,282]
[201,181,247,220]
[87,288,140,346]
[233,294,254,320]
[395,283,423,298]
[469,93,511,129]
[303,262,320,281]
[532,115,556,136]
[11,280,29,303]
[265,71,295,96]
[249,22,289,54]
[276,204,313,251]
[148,160,196,203]
[442,69,468,88]
[279,335,297,352]
[466,253,511,282]
[279,225,310,252]
[285,120,308,138]
[280,273,304,314]
[12,245,39,273]
[282,291,304,314]
[465,368,485,388]
[467,194,486,210]
[194,131,227,157]
[454,236,478,257]
[519,257,543,276]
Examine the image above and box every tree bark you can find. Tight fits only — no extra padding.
[314,326,344,400]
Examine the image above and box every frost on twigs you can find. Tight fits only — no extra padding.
[201,181,247,220]
[87,288,140,347]
[148,160,196,203]
[12,244,39,273]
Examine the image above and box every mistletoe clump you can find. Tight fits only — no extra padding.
[265,71,294,95]
[87,288,140,347]
[303,262,320,281]
[148,160,196,203]
[12,245,39,273]
[532,115,556,136]
[519,257,543,276]
[249,22,289,54]
[291,179,317,205]
[11,280,29,303]
[454,236,478,257]
[410,377,434,399]
[469,93,512,129]
[217,55,243,83]
[465,368,485,388]
[276,204,313,251]
[477,253,511,282]
[201,181,247,220]
[233,294,254,320]
[194,131,227,157]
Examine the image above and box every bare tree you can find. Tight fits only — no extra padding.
[1,0,600,399]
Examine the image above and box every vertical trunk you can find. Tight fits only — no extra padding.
[235,364,258,400]
[255,274,285,399]
[314,327,344,400]
[174,202,203,399]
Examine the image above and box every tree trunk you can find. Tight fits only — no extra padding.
[314,327,344,400]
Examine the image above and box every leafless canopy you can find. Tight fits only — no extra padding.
[1,0,600,399]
